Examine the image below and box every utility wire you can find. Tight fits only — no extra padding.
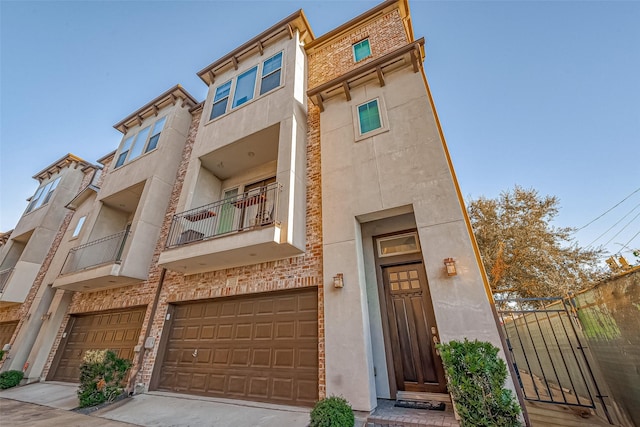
[576,187,640,231]
[616,229,640,256]
[586,202,640,248]
[602,210,640,248]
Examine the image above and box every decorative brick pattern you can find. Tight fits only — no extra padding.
[307,9,409,89]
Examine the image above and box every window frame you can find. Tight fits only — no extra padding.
[208,51,285,122]
[352,96,390,141]
[352,38,372,62]
[25,176,61,213]
[114,116,167,169]
[72,216,86,238]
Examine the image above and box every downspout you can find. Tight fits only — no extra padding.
[126,267,166,395]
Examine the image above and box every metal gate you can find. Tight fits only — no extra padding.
[495,297,612,423]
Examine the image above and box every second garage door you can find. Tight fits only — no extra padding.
[49,307,146,382]
[155,288,318,406]
[0,320,19,350]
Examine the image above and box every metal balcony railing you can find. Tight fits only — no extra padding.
[0,267,14,293]
[60,230,129,275]
[166,182,281,248]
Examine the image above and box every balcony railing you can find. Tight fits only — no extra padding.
[60,230,129,275]
[0,267,14,293]
[166,182,281,248]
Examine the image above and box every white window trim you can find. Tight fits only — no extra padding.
[208,51,284,122]
[352,96,390,142]
[114,115,167,169]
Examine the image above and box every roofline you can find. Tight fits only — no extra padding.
[97,150,117,165]
[305,0,411,50]
[31,154,94,181]
[196,9,315,85]
[113,85,199,133]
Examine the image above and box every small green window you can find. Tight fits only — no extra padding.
[353,39,371,62]
[358,99,381,134]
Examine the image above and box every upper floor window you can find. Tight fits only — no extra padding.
[357,99,382,134]
[72,216,86,238]
[353,39,371,62]
[114,116,167,168]
[26,176,61,213]
[210,52,284,121]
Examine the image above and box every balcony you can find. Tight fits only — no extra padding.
[53,230,145,292]
[159,182,304,273]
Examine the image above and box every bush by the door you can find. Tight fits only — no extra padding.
[437,338,522,427]
[0,370,24,389]
[309,395,355,427]
[77,349,131,408]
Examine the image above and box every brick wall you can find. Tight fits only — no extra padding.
[307,9,409,89]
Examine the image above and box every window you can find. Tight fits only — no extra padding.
[146,117,166,153]
[72,216,86,238]
[25,176,61,213]
[353,39,371,62]
[114,116,166,168]
[210,81,231,120]
[260,52,282,95]
[357,99,382,134]
[232,66,258,108]
[210,52,284,120]
[377,232,420,257]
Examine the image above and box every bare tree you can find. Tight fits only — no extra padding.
[467,186,606,298]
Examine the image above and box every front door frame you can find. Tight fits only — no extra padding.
[373,229,446,397]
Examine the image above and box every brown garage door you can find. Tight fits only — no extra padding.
[155,288,318,406]
[49,307,145,383]
[0,320,19,349]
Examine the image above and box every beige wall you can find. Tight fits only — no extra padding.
[319,67,511,409]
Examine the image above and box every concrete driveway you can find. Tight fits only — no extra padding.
[0,382,313,427]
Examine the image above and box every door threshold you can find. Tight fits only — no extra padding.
[396,391,451,404]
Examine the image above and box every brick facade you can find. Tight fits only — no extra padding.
[307,9,409,89]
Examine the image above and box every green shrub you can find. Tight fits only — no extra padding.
[77,349,131,408]
[310,395,355,427]
[437,339,522,427]
[0,370,24,389]
[0,349,5,360]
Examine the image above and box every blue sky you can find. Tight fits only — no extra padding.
[1,0,639,261]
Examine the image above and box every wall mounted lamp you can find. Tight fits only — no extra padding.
[444,258,457,276]
[333,273,344,288]
[40,312,52,321]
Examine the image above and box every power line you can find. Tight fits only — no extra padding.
[576,187,640,231]
[615,229,640,256]
[586,201,640,248]
[602,210,640,248]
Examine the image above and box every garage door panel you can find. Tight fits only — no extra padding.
[157,289,318,406]
[50,307,145,383]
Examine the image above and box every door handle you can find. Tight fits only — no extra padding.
[192,349,198,358]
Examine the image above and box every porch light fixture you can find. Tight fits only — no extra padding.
[444,258,457,276]
[333,273,344,288]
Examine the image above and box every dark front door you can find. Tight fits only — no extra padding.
[383,262,446,393]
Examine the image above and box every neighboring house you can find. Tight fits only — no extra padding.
[1,0,513,414]
[0,154,94,360]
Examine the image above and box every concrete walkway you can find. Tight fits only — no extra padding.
[0,382,314,427]
[0,399,138,427]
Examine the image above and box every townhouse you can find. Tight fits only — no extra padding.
[0,0,512,413]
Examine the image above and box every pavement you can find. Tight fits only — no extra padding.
[0,381,315,427]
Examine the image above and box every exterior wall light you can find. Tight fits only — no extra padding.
[444,258,457,276]
[333,273,344,288]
